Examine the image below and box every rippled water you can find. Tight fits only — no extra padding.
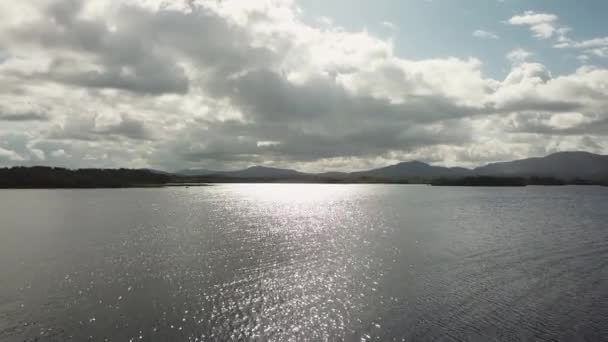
[0,184,607,341]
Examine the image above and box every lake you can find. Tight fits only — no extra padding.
[0,185,606,341]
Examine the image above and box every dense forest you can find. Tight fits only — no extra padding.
[0,167,171,188]
[431,176,528,187]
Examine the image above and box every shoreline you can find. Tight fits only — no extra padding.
[1,183,605,189]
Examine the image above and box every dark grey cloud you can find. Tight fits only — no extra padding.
[176,114,472,165]
[162,65,486,166]
[49,114,153,141]
[214,69,485,124]
[11,0,190,95]
[509,114,608,136]
[0,102,50,121]
[95,115,152,140]
[47,61,189,95]
[495,98,582,114]
[0,112,48,121]
[123,5,277,76]
[10,0,282,96]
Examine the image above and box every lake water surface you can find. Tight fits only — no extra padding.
[0,185,607,341]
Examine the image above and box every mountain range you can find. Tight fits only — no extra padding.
[177,151,608,182]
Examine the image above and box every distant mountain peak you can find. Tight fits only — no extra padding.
[175,151,608,181]
[351,159,468,179]
[475,151,608,179]
[397,160,428,166]
[246,165,297,172]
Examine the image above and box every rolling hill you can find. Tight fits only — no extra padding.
[175,151,608,183]
[473,152,608,180]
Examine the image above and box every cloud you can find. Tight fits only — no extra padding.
[555,35,608,59]
[50,149,68,158]
[0,0,606,171]
[508,10,607,61]
[6,1,194,95]
[0,112,48,121]
[508,11,558,39]
[489,62,585,113]
[381,21,397,31]
[49,113,153,141]
[576,55,590,63]
[0,147,24,162]
[506,48,533,64]
[473,30,499,40]
[0,133,45,165]
[508,113,608,137]
[0,103,49,121]
[553,35,608,50]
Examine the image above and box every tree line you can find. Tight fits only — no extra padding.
[0,167,171,188]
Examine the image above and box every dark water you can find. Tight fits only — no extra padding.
[0,185,607,341]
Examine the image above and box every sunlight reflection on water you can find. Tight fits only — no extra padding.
[0,185,606,341]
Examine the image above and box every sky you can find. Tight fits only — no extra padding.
[0,0,607,172]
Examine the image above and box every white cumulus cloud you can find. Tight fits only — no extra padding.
[473,30,499,40]
[508,11,559,39]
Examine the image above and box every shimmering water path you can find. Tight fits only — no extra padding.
[0,185,607,341]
